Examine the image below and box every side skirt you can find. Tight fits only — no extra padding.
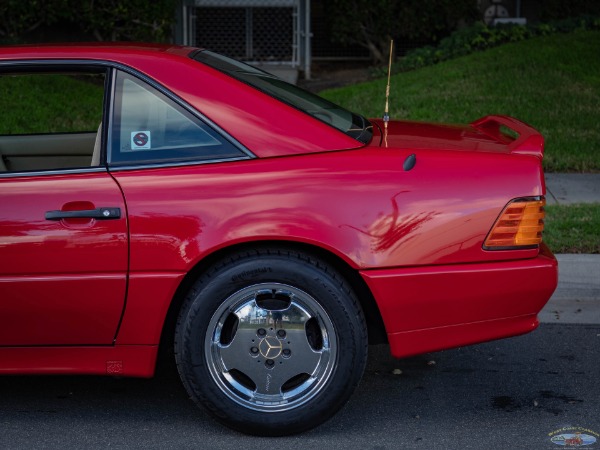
[0,345,157,377]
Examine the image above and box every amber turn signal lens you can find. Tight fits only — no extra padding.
[484,198,545,249]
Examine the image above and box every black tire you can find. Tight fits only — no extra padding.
[174,248,368,436]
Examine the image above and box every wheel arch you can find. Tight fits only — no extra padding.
[158,240,387,364]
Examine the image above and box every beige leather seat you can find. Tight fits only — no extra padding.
[91,123,102,166]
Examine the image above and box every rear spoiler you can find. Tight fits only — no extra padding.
[470,115,545,159]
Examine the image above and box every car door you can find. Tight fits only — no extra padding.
[0,66,128,346]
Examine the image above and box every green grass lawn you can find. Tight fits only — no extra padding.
[0,73,104,135]
[321,30,600,173]
[544,203,600,253]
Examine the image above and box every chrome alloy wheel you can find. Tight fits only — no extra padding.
[205,283,337,412]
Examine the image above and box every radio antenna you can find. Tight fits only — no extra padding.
[383,39,394,147]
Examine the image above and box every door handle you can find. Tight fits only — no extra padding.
[45,207,121,221]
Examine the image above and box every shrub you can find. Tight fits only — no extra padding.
[0,0,177,44]
[372,15,600,76]
[325,0,478,64]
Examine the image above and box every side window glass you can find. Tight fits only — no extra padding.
[110,71,244,165]
[0,70,105,173]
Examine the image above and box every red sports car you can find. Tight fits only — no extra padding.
[0,44,557,435]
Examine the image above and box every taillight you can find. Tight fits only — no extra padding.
[484,197,545,250]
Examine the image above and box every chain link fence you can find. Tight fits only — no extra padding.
[195,6,295,62]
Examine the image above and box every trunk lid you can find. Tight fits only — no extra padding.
[370,115,545,159]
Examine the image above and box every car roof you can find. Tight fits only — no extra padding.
[0,42,193,59]
[0,43,363,157]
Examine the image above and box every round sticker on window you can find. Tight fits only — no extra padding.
[131,131,151,150]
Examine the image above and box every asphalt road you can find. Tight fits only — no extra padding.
[0,322,598,449]
[540,255,600,324]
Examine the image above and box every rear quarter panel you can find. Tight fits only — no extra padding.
[113,145,547,347]
[113,147,544,273]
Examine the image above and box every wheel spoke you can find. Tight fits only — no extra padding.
[218,328,264,379]
[252,325,323,397]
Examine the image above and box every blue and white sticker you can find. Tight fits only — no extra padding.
[131,131,151,150]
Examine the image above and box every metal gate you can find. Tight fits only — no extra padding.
[180,0,311,81]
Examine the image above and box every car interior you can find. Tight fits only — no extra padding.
[0,132,99,172]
